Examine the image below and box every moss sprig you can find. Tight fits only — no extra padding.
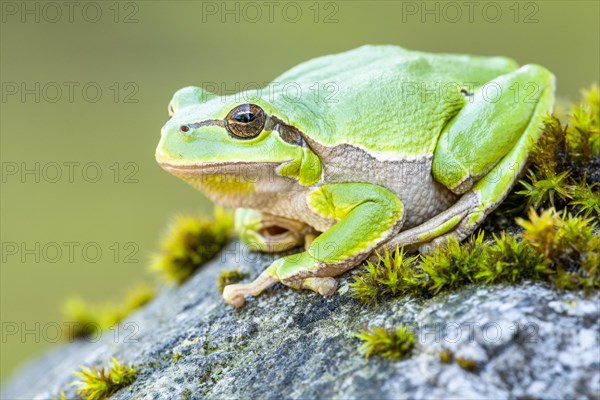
[476,232,545,284]
[455,357,479,372]
[439,349,454,364]
[348,247,423,303]
[72,357,137,400]
[517,169,572,209]
[151,207,233,284]
[62,283,155,340]
[567,83,600,160]
[517,208,599,291]
[217,268,247,293]
[355,324,415,359]
[419,232,487,294]
[568,180,600,217]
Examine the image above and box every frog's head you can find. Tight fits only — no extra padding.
[156,86,322,205]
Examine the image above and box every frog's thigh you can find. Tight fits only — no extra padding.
[275,183,404,284]
[434,65,554,244]
[234,208,314,253]
[384,65,555,252]
[378,194,475,254]
[223,183,404,307]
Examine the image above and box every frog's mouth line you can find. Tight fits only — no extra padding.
[159,161,283,176]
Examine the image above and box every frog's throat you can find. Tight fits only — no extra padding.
[159,161,273,206]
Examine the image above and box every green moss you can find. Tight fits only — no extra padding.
[151,207,233,284]
[517,84,599,216]
[72,357,137,400]
[171,352,182,363]
[419,232,487,294]
[528,114,568,173]
[348,247,423,303]
[122,283,156,311]
[517,169,572,209]
[62,283,155,340]
[217,268,247,293]
[350,233,543,301]
[517,208,599,292]
[418,232,546,292]
[567,84,599,159]
[439,349,454,364]
[438,349,478,372]
[455,357,478,372]
[474,232,546,284]
[61,298,102,339]
[568,180,600,217]
[355,324,415,359]
[349,208,598,302]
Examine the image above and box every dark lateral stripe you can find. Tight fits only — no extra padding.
[187,119,225,129]
[183,115,306,148]
[269,116,305,146]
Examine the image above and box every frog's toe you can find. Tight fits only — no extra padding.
[222,285,247,308]
[222,267,279,307]
[418,242,440,254]
[302,277,338,296]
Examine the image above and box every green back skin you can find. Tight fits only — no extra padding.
[268,45,518,158]
[160,45,519,162]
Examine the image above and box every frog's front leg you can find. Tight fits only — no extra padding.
[382,64,555,253]
[223,183,404,307]
[234,208,317,253]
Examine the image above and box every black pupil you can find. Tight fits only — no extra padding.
[234,112,255,123]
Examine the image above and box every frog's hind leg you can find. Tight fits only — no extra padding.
[377,194,475,254]
[381,64,555,253]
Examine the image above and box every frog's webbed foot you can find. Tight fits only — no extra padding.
[289,277,338,295]
[222,255,339,308]
[222,256,338,308]
[235,208,317,253]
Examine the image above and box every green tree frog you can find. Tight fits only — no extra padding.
[156,45,555,307]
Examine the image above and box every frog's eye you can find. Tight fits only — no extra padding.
[225,104,266,139]
[168,101,175,117]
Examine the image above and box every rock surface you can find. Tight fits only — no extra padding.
[2,241,599,399]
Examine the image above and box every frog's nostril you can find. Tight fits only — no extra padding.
[179,125,190,133]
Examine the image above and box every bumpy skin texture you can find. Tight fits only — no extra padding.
[156,45,555,307]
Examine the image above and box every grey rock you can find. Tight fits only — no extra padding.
[2,241,599,399]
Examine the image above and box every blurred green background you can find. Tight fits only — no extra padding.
[1,0,598,382]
